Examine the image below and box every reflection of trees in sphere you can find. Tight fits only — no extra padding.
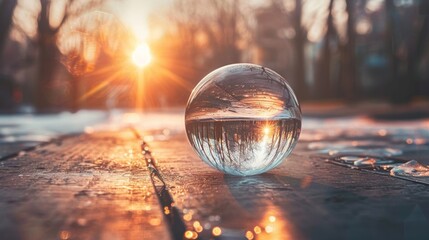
[185,64,301,176]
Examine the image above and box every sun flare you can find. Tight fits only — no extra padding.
[132,43,152,68]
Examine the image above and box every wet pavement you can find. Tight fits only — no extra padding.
[1,111,429,239]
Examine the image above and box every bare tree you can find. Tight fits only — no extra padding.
[166,0,202,75]
[292,0,307,99]
[342,0,357,102]
[404,2,429,101]
[36,0,102,112]
[166,0,250,77]
[147,0,251,105]
[316,0,335,99]
[200,0,247,68]
[384,0,423,104]
[384,0,400,103]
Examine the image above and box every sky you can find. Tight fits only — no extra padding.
[108,0,173,41]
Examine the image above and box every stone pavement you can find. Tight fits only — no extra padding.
[1,111,429,240]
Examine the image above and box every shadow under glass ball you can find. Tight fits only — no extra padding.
[185,63,301,176]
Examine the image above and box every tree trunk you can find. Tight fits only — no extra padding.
[316,0,335,100]
[0,0,18,62]
[293,0,307,100]
[343,0,357,103]
[36,0,60,112]
[36,37,59,112]
[385,0,408,104]
[406,15,428,97]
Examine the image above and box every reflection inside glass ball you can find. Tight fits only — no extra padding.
[185,63,301,176]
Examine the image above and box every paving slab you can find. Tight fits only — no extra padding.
[0,131,169,240]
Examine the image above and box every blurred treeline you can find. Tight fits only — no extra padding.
[0,0,428,113]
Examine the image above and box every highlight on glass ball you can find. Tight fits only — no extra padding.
[185,63,302,176]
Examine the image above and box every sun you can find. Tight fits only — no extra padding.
[132,43,152,68]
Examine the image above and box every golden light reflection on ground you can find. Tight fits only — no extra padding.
[239,205,297,240]
[212,226,222,236]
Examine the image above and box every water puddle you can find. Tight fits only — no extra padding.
[390,160,429,177]
[305,126,429,186]
[353,158,396,168]
[325,155,429,185]
[338,156,367,164]
[326,147,403,157]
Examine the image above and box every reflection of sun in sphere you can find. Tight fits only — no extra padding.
[263,126,270,135]
[185,63,302,176]
[132,43,152,68]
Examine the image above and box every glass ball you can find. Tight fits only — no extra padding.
[185,63,301,176]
